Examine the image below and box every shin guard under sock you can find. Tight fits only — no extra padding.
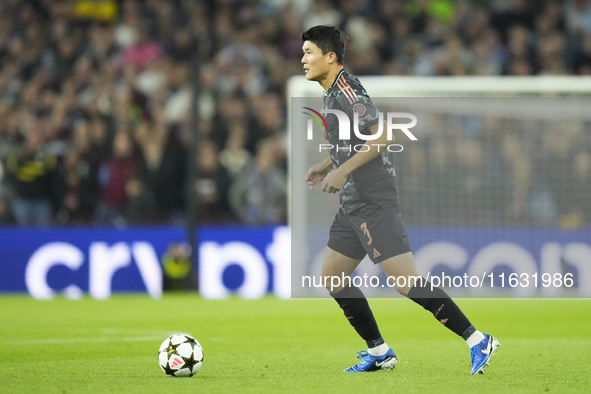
[407,280,473,338]
[330,286,385,348]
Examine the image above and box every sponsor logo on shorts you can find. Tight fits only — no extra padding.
[373,248,381,259]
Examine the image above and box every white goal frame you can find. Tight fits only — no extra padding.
[286,76,591,295]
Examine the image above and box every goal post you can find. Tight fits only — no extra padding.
[288,75,591,97]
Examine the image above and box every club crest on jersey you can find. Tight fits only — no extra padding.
[352,103,366,116]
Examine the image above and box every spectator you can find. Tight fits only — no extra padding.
[529,128,573,225]
[195,139,233,224]
[229,138,286,225]
[573,31,591,73]
[163,62,192,124]
[161,242,197,291]
[503,25,536,74]
[419,139,461,224]
[0,0,590,228]
[492,0,536,42]
[566,0,591,36]
[134,116,186,218]
[219,121,251,177]
[124,175,158,223]
[121,24,164,71]
[568,150,591,225]
[74,0,118,22]
[302,0,342,31]
[96,131,138,224]
[114,0,141,49]
[56,148,98,224]
[0,193,15,224]
[5,129,58,226]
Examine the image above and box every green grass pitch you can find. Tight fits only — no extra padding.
[0,295,589,393]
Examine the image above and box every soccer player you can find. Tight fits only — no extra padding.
[301,25,500,374]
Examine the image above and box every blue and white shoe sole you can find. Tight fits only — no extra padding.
[474,336,501,375]
[343,355,398,372]
[378,356,398,371]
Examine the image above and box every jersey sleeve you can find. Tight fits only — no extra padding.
[334,74,380,136]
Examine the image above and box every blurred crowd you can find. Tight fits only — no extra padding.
[0,0,590,227]
[395,114,591,227]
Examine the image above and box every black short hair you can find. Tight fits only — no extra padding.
[301,25,348,64]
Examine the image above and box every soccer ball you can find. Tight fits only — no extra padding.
[158,334,204,377]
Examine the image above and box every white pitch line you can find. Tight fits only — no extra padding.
[100,328,177,336]
[21,335,165,345]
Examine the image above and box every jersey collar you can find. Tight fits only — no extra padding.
[324,68,346,95]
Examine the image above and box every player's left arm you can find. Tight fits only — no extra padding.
[321,121,391,193]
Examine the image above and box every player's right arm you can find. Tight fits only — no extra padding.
[305,156,333,191]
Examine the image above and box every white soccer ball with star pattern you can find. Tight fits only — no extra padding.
[158,334,204,377]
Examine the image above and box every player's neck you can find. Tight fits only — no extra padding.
[319,65,344,91]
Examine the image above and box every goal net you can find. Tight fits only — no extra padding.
[287,76,591,298]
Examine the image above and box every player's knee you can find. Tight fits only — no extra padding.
[323,275,346,293]
[327,284,346,294]
[395,285,411,297]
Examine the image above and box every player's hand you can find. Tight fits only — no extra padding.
[305,162,332,191]
[321,168,347,194]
